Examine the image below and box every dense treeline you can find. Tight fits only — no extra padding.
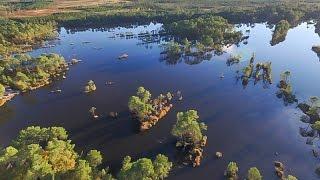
[217,5,305,25]
[0,126,172,179]
[4,0,320,32]
[0,53,67,92]
[0,19,56,57]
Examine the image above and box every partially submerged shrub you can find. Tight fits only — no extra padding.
[226,162,238,179]
[171,110,207,167]
[85,80,96,93]
[247,167,262,180]
[276,70,297,105]
[129,86,173,130]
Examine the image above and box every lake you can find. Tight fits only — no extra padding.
[0,22,320,179]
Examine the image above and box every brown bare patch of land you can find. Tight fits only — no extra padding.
[2,0,129,18]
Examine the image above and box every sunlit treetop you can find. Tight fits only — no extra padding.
[118,154,172,180]
[171,110,207,143]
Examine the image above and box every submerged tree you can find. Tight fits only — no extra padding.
[129,86,173,131]
[271,20,290,46]
[171,110,207,167]
[164,15,242,47]
[247,167,262,180]
[182,38,191,53]
[226,162,239,180]
[165,41,182,59]
[118,154,172,180]
[172,110,207,144]
[84,80,97,93]
[240,53,272,88]
[276,70,297,105]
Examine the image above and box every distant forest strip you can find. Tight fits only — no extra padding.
[0,0,318,29]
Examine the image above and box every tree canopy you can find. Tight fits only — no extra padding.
[247,167,262,180]
[0,19,57,58]
[171,110,207,144]
[0,126,113,180]
[128,86,154,119]
[164,15,242,46]
[0,53,67,92]
[118,154,172,180]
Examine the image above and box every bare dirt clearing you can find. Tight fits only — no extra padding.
[3,0,128,17]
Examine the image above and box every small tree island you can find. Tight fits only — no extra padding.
[270,20,291,46]
[276,71,297,105]
[241,54,272,87]
[85,80,97,93]
[171,110,207,167]
[128,86,173,131]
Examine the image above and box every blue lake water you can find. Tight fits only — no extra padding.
[0,22,320,179]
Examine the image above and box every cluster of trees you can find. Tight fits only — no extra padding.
[171,110,207,167]
[118,154,172,180]
[0,53,67,92]
[0,126,113,179]
[270,20,291,46]
[164,15,242,49]
[0,19,56,58]
[128,87,173,130]
[0,126,173,180]
[276,71,297,105]
[128,86,154,120]
[225,161,297,180]
[241,54,272,88]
